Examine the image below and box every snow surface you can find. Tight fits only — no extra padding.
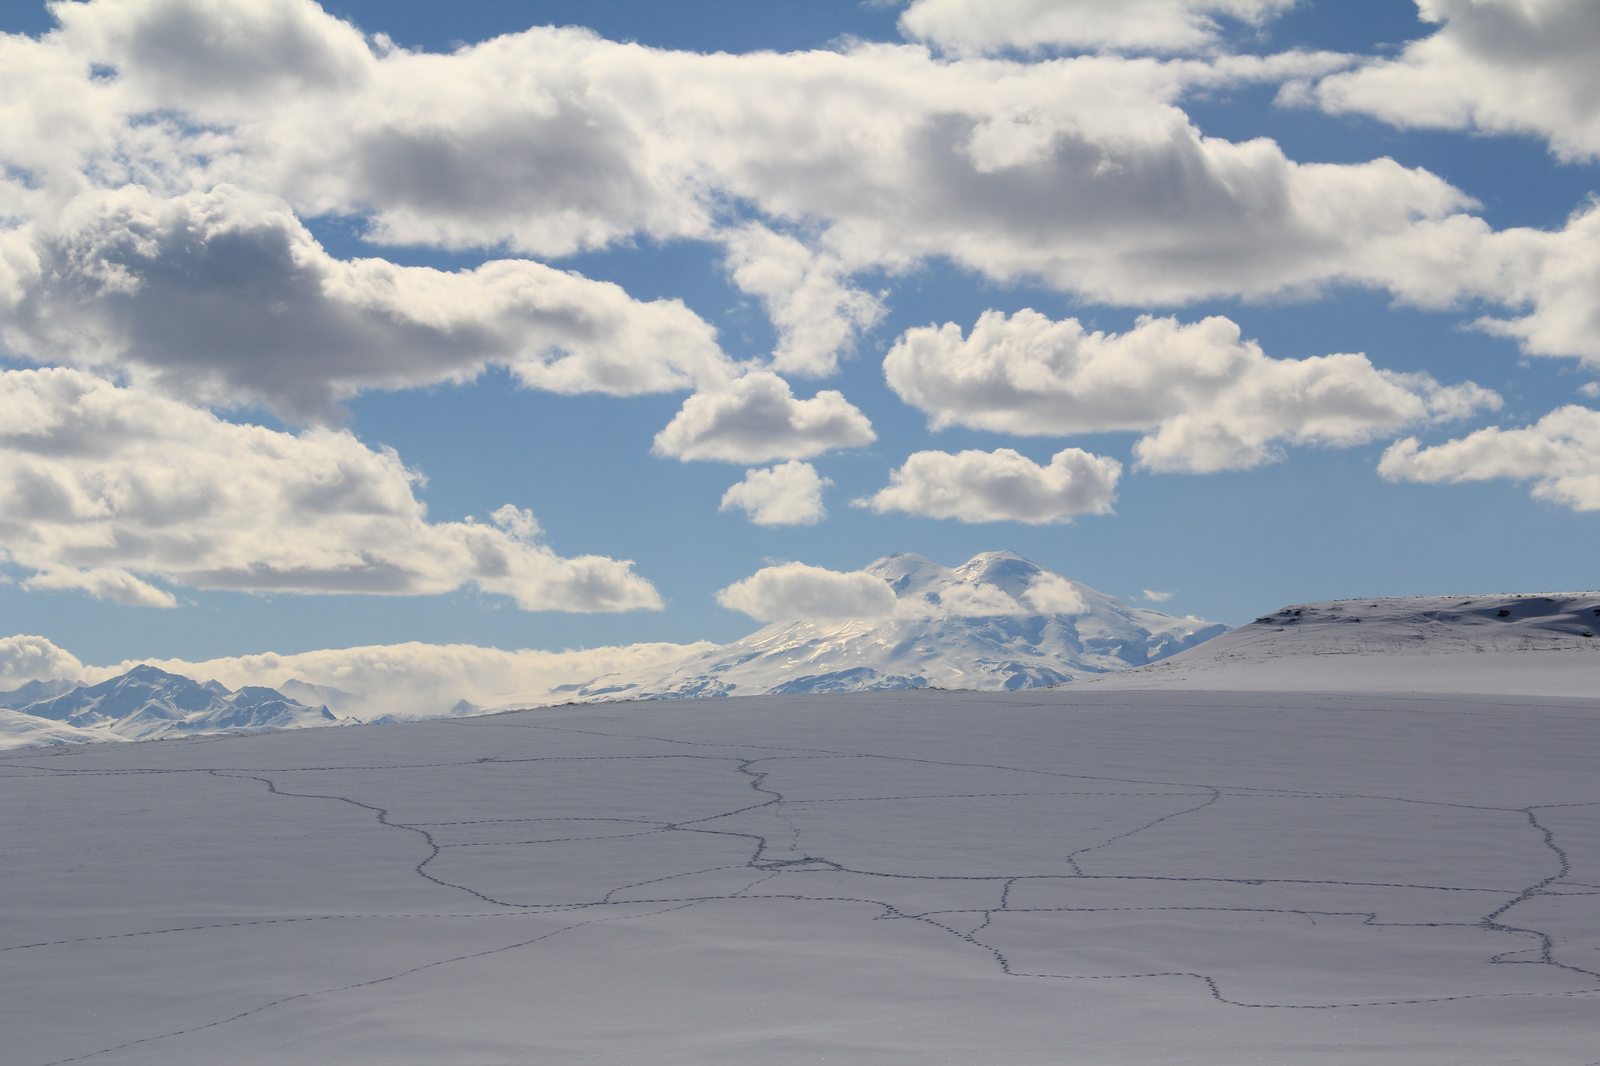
[1076,591,1600,697]
[3,680,1597,1064]
[559,551,1228,701]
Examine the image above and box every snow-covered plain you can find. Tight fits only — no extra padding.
[4,675,1598,1063]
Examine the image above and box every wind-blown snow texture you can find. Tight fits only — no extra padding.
[2,684,1596,1064]
[562,551,1228,700]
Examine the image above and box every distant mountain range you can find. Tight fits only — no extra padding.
[0,665,337,745]
[4,570,1595,751]
[554,551,1228,701]
[0,552,1229,748]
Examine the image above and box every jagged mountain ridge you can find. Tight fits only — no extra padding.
[2,665,337,743]
[559,551,1229,701]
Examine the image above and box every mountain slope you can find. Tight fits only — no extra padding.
[1074,591,1600,695]
[559,551,1228,701]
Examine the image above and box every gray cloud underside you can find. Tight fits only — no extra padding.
[2,186,732,420]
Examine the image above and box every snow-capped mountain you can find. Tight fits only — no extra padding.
[1074,591,1600,695]
[557,551,1229,701]
[1,665,338,744]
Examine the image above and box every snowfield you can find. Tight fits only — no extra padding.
[3,674,1598,1063]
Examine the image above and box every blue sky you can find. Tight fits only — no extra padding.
[0,0,1596,670]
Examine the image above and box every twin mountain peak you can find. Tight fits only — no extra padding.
[562,551,1227,700]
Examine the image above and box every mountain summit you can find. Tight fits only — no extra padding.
[560,551,1228,700]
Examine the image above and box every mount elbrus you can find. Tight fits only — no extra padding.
[561,551,1227,701]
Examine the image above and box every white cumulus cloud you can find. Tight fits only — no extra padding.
[1325,202,1600,367]
[0,634,86,688]
[0,367,662,610]
[1378,405,1600,512]
[1307,0,1600,162]
[899,0,1298,55]
[885,310,1501,472]
[653,371,875,463]
[0,0,1591,531]
[719,461,832,526]
[714,562,899,622]
[855,447,1121,524]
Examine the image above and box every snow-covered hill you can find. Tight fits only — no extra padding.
[1076,591,1600,696]
[0,665,338,746]
[557,551,1228,701]
[5,685,1597,1064]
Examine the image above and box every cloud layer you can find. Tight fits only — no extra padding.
[0,0,1591,366]
[0,0,1469,310]
[0,367,662,609]
[119,638,710,718]
[0,631,714,717]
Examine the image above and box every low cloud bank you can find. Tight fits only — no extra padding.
[0,633,713,720]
